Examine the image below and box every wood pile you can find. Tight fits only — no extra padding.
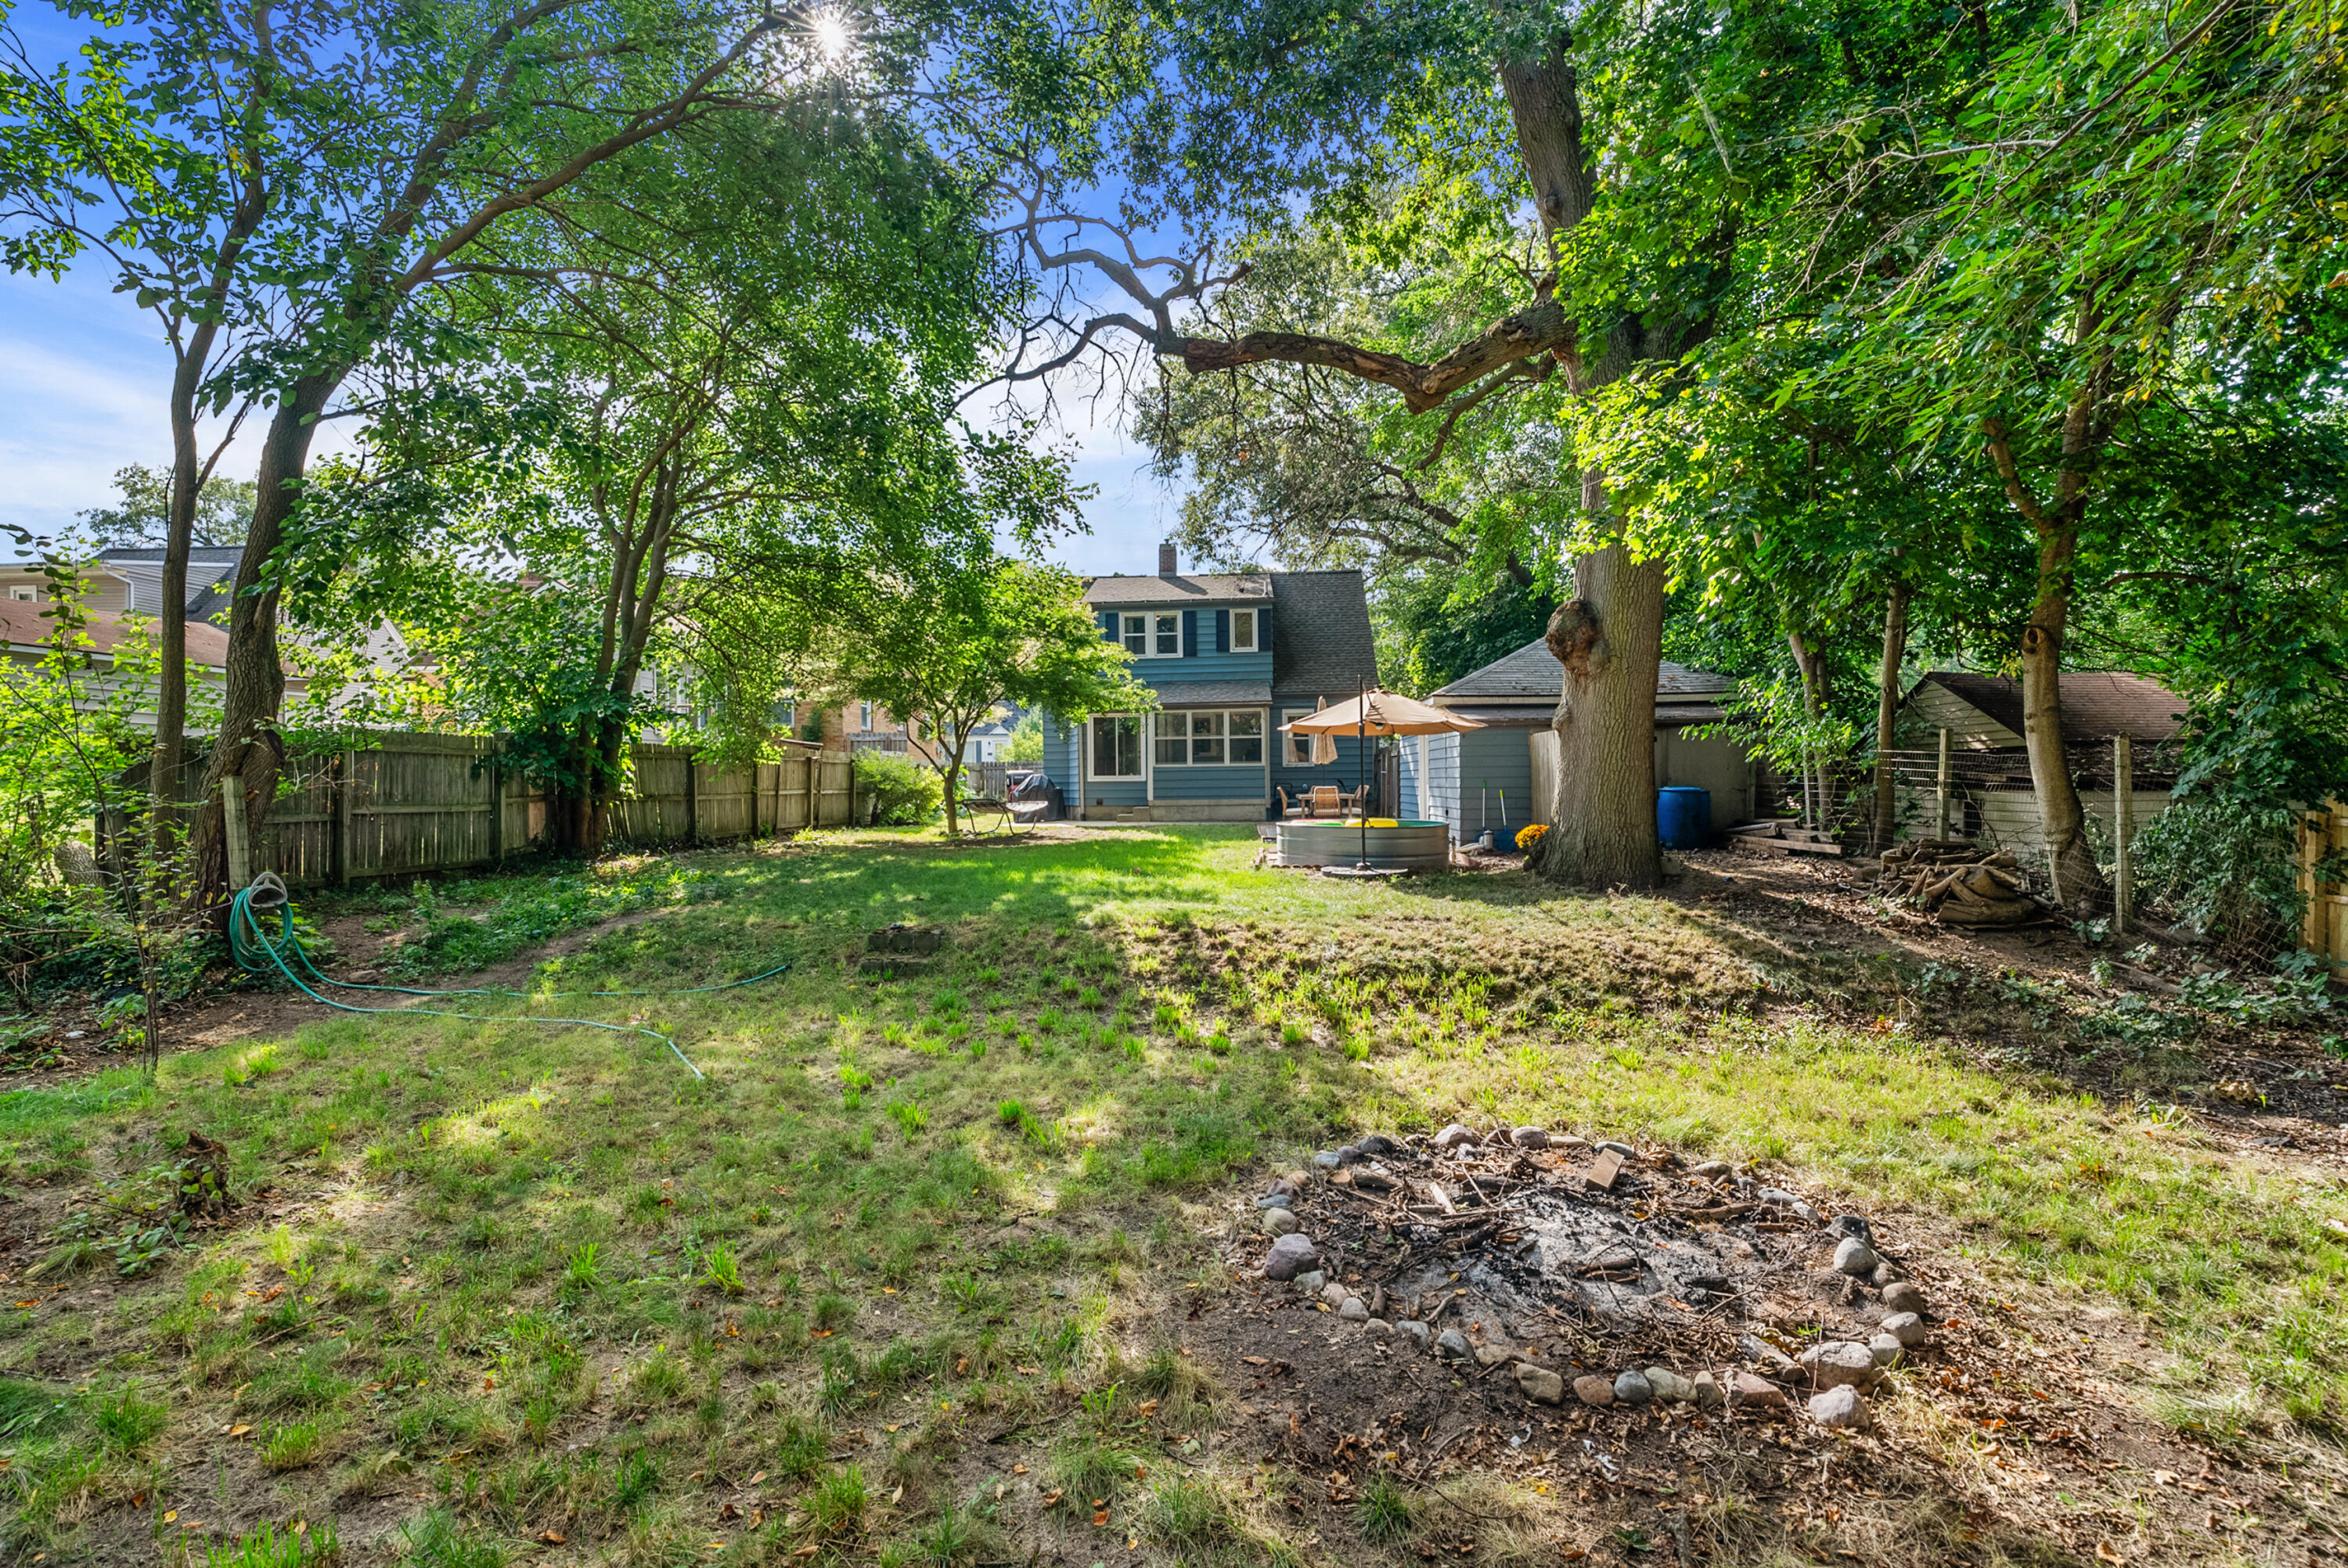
[1877,840,2047,926]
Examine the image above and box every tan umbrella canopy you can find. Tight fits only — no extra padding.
[1280,689,1486,737]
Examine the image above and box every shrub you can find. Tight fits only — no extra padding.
[854,753,942,825]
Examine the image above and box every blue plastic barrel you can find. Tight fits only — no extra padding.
[1657,786,1712,850]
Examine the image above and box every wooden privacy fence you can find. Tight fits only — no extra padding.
[2305,798,2348,977]
[106,734,857,890]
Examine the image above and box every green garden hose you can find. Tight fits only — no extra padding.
[225,873,792,1081]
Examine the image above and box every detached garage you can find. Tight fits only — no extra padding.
[1396,639,1755,847]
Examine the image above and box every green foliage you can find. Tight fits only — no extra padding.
[203,1521,339,1568]
[1004,709,1046,763]
[855,753,943,826]
[2130,800,2309,955]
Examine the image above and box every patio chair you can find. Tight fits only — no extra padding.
[1307,786,1342,817]
[1277,787,1309,818]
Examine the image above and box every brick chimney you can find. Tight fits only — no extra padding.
[1158,540,1178,577]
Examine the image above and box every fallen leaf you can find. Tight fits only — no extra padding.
[1241,1356,1267,1367]
[163,1512,178,1524]
[890,1485,903,1505]
[540,1530,566,1545]
[749,1472,767,1486]
[1093,1510,1110,1527]
[791,1546,821,1559]
[881,1286,898,1294]
[1041,1490,1064,1506]
[229,1425,251,1438]
[1136,1399,1158,1418]
[12,1301,34,1309]
[1011,1464,1029,1475]
[2096,1545,2125,1566]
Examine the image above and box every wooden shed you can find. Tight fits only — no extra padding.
[1397,639,1752,846]
[1892,671,2184,852]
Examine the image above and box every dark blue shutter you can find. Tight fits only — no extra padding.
[1215,609,1230,653]
[1182,610,1198,657]
[1100,610,1116,642]
[1257,606,1273,664]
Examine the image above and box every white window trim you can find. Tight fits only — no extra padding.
[1154,708,1267,768]
[1281,707,1321,766]
[1120,612,1185,659]
[1086,713,1146,781]
[1230,607,1259,652]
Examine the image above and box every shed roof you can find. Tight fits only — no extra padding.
[1431,637,1734,703]
[0,602,231,665]
[1914,671,2184,746]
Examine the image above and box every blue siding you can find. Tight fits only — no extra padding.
[1152,764,1265,800]
[1396,735,1421,818]
[1269,733,1370,807]
[1095,597,1274,690]
[1419,730,1536,845]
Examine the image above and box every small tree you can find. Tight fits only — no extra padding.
[823,559,1149,835]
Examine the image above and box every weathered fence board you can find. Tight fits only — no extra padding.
[104,736,858,890]
[2304,798,2348,977]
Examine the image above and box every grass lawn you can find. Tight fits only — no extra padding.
[2,825,2343,1566]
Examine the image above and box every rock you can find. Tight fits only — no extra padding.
[1829,1214,1874,1243]
[1266,1176,1301,1196]
[1871,1258,1910,1288]
[1397,1320,1432,1350]
[1690,1372,1724,1409]
[1293,1270,1327,1295]
[1797,1341,1880,1390]
[1554,1134,1593,1152]
[1680,1272,1732,1296]
[1363,1318,1394,1340]
[1790,1201,1822,1224]
[1880,1280,1928,1316]
[1435,1329,1471,1361]
[1255,1191,1295,1210]
[1339,1296,1369,1323]
[1434,1123,1478,1149]
[1879,1311,1926,1347]
[1726,1371,1786,1412]
[1758,1186,1801,1207]
[1333,1145,1362,1166]
[1867,1334,1903,1367]
[1313,1150,1342,1169]
[1517,1365,1565,1404]
[1263,1234,1319,1282]
[1833,1238,1879,1277]
[1808,1385,1871,1430]
[1321,1282,1352,1309]
[1259,1208,1302,1237]
[1572,1376,1617,1408]
[1691,1160,1733,1179]
[1597,1140,1637,1160]
[1644,1368,1695,1404]
[1473,1344,1515,1368]
[1511,1127,1550,1149]
[1612,1369,1654,1405]
[1740,1334,1798,1372]
[1285,1169,1313,1189]
[1357,1134,1405,1156]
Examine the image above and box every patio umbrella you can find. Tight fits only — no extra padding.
[1282,686,1487,869]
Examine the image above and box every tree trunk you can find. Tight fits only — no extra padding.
[1786,629,1831,831]
[1530,544,1666,889]
[1871,584,1910,854]
[193,375,335,908]
[151,354,206,845]
[2020,548,2102,912]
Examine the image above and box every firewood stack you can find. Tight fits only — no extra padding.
[1876,840,2046,926]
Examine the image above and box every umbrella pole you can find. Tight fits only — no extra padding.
[1358,678,1370,870]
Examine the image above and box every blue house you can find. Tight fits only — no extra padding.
[1397,640,1754,847]
[1044,545,1379,822]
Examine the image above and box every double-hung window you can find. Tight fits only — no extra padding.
[1154,710,1265,767]
[1089,715,1143,779]
[1121,613,1183,657]
[1230,608,1258,651]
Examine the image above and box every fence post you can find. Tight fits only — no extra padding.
[684,752,698,843]
[489,756,504,865]
[221,779,250,892]
[1934,728,1951,840]
[2112,735,2134,933]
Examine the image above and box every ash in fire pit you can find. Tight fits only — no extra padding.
[1233,1124,1940,1428]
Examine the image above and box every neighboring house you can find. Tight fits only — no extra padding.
[960,714,1014,767]
[1,597,237,728]
[1403,640,1753,847]
[1892,671,2183,852]
[1042,545,1379,822]
[0,545,241,620]
[809,699,946,764]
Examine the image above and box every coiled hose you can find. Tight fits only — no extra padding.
[226,872,792,1081]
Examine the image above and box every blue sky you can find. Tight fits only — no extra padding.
[0,254,1190,576]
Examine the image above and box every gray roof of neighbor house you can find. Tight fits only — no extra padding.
[1430,638,1734,704]
[1082,571,1273,605]
[1266,570,1377,699]
[1913,671,2184,746]
[99,545,242,620]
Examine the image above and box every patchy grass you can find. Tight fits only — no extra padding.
[0,825,2343,1563]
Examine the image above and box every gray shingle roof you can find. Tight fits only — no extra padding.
[1268,570,1377,698]
[97,546,247,564]
[1431,638,1734,702]
[1920,671,2183,746]
[1083,572,1273,605]
[1147,680,1275,707]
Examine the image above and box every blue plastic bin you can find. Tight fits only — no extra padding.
[1657,786,1712,850]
